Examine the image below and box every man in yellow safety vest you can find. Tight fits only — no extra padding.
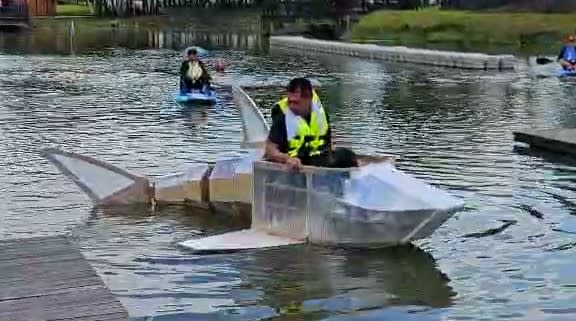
[265,78,358,170]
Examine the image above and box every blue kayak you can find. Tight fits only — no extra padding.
[173,89,217,104]
[556,68,576,77]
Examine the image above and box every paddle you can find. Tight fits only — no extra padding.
[536,57,555,64]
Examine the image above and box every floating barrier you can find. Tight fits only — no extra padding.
[269,36,516,71]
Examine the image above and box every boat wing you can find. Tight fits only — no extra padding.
[178,229,304,253]
[41,148,151,205]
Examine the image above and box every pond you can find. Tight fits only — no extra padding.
[1,12,576,321]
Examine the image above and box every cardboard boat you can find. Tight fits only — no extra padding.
[41,86,464,252]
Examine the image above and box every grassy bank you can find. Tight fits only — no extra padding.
[350,8,576,51]
[56,4,93,16]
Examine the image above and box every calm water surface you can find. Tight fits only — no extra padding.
[2,15,576,321]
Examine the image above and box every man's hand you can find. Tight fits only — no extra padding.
[286,157,302,171]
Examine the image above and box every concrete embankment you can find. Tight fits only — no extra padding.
[269,36,516,71]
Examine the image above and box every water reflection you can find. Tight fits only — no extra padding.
[244,246,454,318]
[5,14,576,321]
[147,29,265,52]
[0,17,266,55]
[74,205,453,321]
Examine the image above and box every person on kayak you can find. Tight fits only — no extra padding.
[558,35,576,70]
[180,48,211,93]
[265,77,358,170]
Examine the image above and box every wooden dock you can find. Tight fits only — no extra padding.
[0,235,129,321]
[514,128,576,156]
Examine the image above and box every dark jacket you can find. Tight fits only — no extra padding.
[179,60,210,82]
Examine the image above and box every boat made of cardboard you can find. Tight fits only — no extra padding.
[178,159,463,252]
[41,85,463,251]
[41,144,461,251]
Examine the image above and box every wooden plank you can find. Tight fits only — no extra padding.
[0,302,128,321]
[0,235,129,321]
[0,286,118,312]
[0,235,68,245]
[0,278,106,300]
[514,129,576,156]
[0,249,84,262]
[54,313,129,321]
[0,272,102,288]
[0,261,95,283]
[0,250,83,262]
[0,235,70,247]
[0,269,97,288]
[0,253,85,269]
[0,237,76,247]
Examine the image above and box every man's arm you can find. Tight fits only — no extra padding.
[264,114,290,163]
[199,60,211,80]
[265,140,289,163]
[327,127,333,150]
[180,61,188,77]
[270,103,282,122]
[324,109,334,150]
[558,46,566,61]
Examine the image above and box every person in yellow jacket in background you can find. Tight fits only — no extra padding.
[265,77,358,170]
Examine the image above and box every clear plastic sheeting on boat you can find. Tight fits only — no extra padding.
[252,161,309,240]
[153,164,210,204]
[252,161,464,246]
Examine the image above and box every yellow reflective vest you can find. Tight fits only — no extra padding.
[276,95,329,158]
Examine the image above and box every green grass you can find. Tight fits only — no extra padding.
[350,8,576,49]
[56,4,93,16]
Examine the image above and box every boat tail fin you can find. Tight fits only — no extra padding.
[232,85,269,148]
[41,148,152,205]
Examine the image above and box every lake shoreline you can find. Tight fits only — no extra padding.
[349,8,574,55]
